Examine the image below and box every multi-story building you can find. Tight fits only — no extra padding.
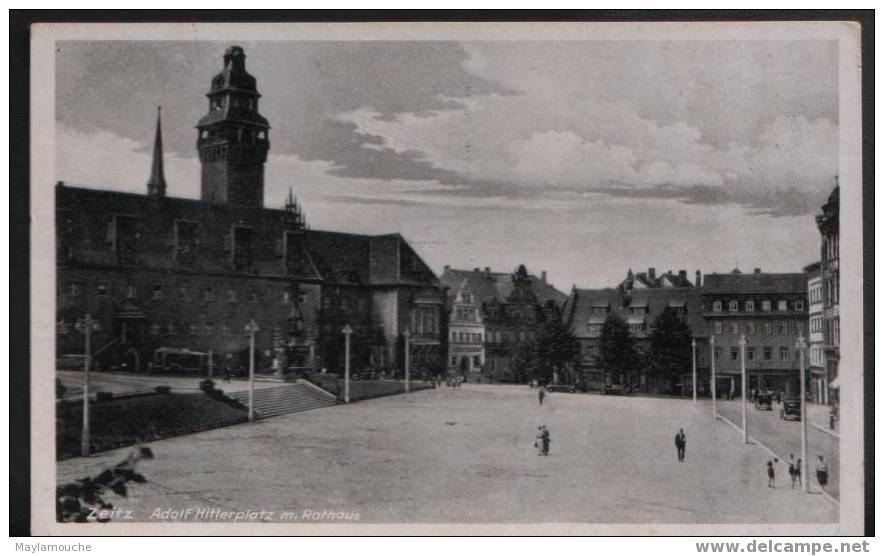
[440,265,568,382]
[805,261,827,404]
[564,268,707,392]
[445,280,485,379]
[701,268,808,397]
[56,46,444,377]
[815,185,840,406]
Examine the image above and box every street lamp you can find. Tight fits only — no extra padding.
[691,338,697,407]
[244,319,259,421]
[342,324,353,403]
[797,335,809,492]
[739,333,748,444]
[74,314,101,457]
[710,335,717,418]
[403,329,411,393]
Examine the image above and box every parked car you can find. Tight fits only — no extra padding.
[780,399,802,421]
[754,393,773,410]
[603,384,626,395]
[546,383,577,393]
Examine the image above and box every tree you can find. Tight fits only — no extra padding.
[598,313,636,386]
[511,302,580,384]
[648,308,694,394]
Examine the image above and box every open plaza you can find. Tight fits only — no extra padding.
[56,384,837,524]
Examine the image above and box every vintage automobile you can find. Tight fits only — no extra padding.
[545,383,577,393]
[603,383,627,395]
[754,392,773,410]
[780,399,802,421]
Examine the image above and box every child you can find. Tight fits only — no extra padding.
[767,458,777,488]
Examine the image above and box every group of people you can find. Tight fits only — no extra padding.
[766,455,829,490]
[535,426,551,456]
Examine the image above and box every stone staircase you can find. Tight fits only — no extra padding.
[226,382,337,419]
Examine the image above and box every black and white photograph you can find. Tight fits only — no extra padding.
[23,20,866,536]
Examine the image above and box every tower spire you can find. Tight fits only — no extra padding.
[147,106,167,197]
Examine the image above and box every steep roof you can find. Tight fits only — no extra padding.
[702,272,807,295]
[440,267,568,309]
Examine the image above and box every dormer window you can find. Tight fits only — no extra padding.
[761,300,771,312]
[713,300,723,312]
[728,300,739,312]
[745,300,755,311]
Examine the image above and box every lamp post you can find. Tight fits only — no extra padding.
[74,314,101,457]
[740,333,748,444]
[244,319,259,421]
[403,329,411,393]
[710,335,717,418]
[691,338,697,407]
[797,335,809,492]
[342,324,353,403]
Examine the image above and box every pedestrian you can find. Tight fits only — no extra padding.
[538,388,545,406]
[534,426,544,455]
[674,428,687,462]
[788,454,797,488]
[795,458,802,488]
[767,458,777,488]
[816,456,829,489]
[541,426,551,456]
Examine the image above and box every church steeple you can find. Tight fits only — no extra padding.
[147,106,167,197]
[197,46,270,207]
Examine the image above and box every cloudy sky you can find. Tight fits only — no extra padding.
[55,40,838,290]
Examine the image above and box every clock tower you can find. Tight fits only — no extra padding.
[197,46,270,207]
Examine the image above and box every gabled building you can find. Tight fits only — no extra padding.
[815,185,840,407]
[445,280,485,378]
[440,265,568,382]
[56,46,444,377]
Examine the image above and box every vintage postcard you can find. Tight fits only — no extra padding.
[28,21,864,535]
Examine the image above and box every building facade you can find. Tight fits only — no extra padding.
[701,269,808,397]
[440,265,568,382]
[445,280,485,378]
[805,261,827,404]
[815,185,840,406]
[56,46,444,377]
[564,268,707,393]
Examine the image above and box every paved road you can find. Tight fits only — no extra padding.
[715,399,839,500]
[57,385,837,525]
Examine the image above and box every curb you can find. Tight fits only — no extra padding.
[809,421,840,440]
[715,412,840,508]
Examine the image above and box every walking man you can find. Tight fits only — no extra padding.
[767,458,777,488]
[541,426,551,456]
[674,428,687,462]
[788,454,797,489]
[538,387,546,406]
[816,455,829,489]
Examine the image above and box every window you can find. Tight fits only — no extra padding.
[249,288,260,302]
[149,322,162,335]
[780,347,789,362]
[713,301,723,312]
[777,300,788,311]
[729,322,739,335]
[126,285,137,299]
[178,286,189,300]
[463,293,473,304]
[780,321,790,335]
[762,322,772,335]
[747,347,755,361]
[763,347,772,361]
[713,321,722,335]
[730,347,739,361]
[204,322,214,336]
[450,356,458,367]
[167,322,178,335]
[203,287,215,301]
[226,289,237,302]
[188,323,199,335]
[714,347,722,361]
[151,285,164,300]
[797,321,806,336]
[728,300,739,312]
[220,323,230,336]
[745,300,755,312]
[68,282,82,296]
[174,221,198,264]
[97,282,109,296]
[762,300,771,312]
[231,226,254,271]
[109,214,139,264]
[795,300,805,311]
[747,321,756,335]
[282,291,291,304]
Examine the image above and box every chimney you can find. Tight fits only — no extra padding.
[444,265,450,273]
[695,270,702,288]
[648,268,656,281]
[541,271,547,284]
[474,267,480,273]
[678,270,687,279]
[754,267,762,275]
